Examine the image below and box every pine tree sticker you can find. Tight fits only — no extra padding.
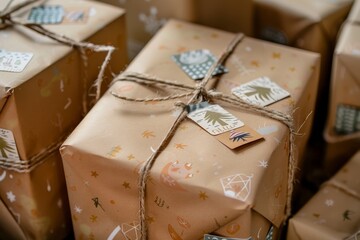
[0,137,15,159]
[204,111,232,126]
[245,85,274,102]
[229,131,251,142]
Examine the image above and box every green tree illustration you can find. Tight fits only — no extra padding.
[0,137,14,158]
[204,111,232,126]
[229,132,252,142]
[245,85,274,102]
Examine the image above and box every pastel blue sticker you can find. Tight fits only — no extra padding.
[28,5,64,24]
[335,104,360,134]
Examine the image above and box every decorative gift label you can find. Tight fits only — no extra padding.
[335,104,360,134]
[28,5,64,24]
[0,49,33,73]
[215,126,263,149]
[0,128,20,162]
[204,234,252,240]
[187,104,244,135]
[232,76,290,107]
[63,8,89,24]
[172,49,228,80]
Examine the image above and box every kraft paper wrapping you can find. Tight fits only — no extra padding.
[254,0,353,140]
[98,0,253,59]
[61,20,320,239]
[287,151,360,240]
[0,151,70,239]
[0,0,127,164]
[323,5,360,174]
[348,0,360,23]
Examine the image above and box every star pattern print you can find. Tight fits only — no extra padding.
[325,199,334,207]
[74,205,83,213]
[6,191,16,202]
[258,160,269,168]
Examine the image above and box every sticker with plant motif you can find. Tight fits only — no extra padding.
[232,76,290,107]
[0,49,33,73]
[215,126,263,149]
[0,128,20,162]
[187,104,244,135]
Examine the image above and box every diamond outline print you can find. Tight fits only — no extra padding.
[220,174,253,202]
[121,222,140,240]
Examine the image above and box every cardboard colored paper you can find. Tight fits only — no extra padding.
[215,126,263,150]
[61,20,320,239]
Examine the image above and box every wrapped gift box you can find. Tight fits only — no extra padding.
[323,1,360,174]
[254,0,353,140]
[287,151,360,240]
[0,0,126,164]
[0,152,70,239]
[61,19,320,239]
[97,0,253,59]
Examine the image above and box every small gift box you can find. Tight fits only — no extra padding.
[287,151,360,240]
[61,19,320,239]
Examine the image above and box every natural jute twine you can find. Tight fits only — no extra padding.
[0,0,116,172]
[111,33,310,239]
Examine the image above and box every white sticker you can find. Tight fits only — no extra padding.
[187,104,244,135]
[0,128,20,161]
[232,76,290,107]
[0,50,33,73]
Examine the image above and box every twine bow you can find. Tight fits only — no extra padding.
[111,33,308,239]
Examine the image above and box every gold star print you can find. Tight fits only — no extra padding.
[179,125,187,131]
[175,143,187,149]
[211,33,219,38]
[127,154,135,160]
[199,191,208,200]
[91,171,99,178]
[123,181,131,189]
[90,215,97,222]
[289,67,296,72]
[250,60,260,67]
[142,130,155,138]
[177,46,188,52]
[147,216,155,224]
[110,200,115,204]
[272,52,281,59]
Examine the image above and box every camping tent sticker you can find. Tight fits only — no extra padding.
[0,129,20,161]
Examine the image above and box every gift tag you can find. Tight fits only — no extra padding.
[215,125,263,149]
[172,49,228,80]
[188,104,244,135]
[335,104,360,134]
[232,77,290,107]
[28,5,64,24]
[0,49,33,73]
[204,234,252,240]
[0,129,20,162]
[62,8,89,24]
[186,101,210,113]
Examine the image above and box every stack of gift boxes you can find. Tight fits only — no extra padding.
[0,0,359,239]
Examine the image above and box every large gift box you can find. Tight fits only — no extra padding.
[61,20,320,239]
[0,0,126,238]
[254,0,353,140]
[323,0,360,174]
[97,0,253,59]
[287,150,360,240]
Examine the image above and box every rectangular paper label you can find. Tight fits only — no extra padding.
[28,5,64,24]
[215,125,263,149]
[335,104,360,134]
[0,128,20,162]
[0,50,33,73]
[187,104,244,135]
[232,76,290,107]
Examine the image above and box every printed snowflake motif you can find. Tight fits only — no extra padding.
[325,199,334,207]
[139,7,167,35]
[6,191,16,202]
[74,205,83,214]
[258,160,268,168]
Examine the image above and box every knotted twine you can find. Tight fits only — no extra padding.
[0,0,116,172]
[111,33,307,239]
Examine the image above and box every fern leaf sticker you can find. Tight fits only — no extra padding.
[0,137,15,159]
[204,111,232,126]
[245,85,274,102]
[229,130,251,142]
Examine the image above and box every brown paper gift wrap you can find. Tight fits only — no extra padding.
[287,151,360,240]
[0,151,70,239]
[254,0,353,140]
[0,0,126,164]
[97,0,253,59]
[348,0,360,23]
[323,11,360,174]
[60,20,320,239]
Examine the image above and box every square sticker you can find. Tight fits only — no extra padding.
[172,49,228,80]
[215,125,263,149]
[187,104,244,135]
[0,49,33,73]
[232,76,290,107]
[335,104,360,135]
[28,5,64,24]
[0,128,20,162]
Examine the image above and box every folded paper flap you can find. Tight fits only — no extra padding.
[0,0,124,91]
